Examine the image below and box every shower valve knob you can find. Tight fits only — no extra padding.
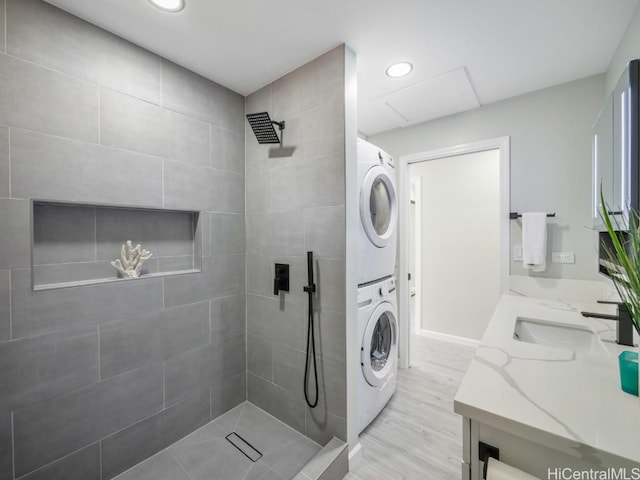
[274,263,290,295]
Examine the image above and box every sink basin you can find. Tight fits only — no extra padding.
[513,317,606,355]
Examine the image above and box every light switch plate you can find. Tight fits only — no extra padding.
[552,252,575,264]
[512,245,523,261]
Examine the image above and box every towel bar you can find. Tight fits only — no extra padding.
[479,442,500,479]
[509,212,555,219]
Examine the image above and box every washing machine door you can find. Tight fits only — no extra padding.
[361,302,397,387]
[360,165,397,247]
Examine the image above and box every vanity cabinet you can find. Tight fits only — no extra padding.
[455,294,640,480]
[592,60,640,229]
[461,418,639,480]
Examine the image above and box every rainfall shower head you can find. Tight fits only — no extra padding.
[246,112,285,145]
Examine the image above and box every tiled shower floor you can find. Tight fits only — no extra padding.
[114,402,321,480]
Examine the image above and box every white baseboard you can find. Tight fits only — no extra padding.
[418,329,480,347]
[348,442,363,467]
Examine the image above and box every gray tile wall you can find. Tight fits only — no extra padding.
[245,46,347,445]
[0,1,246,479]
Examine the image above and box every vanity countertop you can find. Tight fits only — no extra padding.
[454,293,640,466]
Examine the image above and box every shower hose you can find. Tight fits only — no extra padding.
[303,251,318,408]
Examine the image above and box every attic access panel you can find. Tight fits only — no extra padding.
[378,67,480,127]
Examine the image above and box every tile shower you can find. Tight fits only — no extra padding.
[0,0,348,479]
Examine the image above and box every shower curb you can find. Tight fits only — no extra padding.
[293,437,348,480]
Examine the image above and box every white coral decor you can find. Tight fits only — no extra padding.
[111,241,153,278]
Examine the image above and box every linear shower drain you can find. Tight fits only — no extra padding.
[225,432,262,462]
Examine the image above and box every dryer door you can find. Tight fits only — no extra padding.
[360,165,398,247]
[361,302,397,387]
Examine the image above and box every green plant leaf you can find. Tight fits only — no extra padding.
[600,186,640,334]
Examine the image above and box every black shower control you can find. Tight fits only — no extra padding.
[273,263,289,295]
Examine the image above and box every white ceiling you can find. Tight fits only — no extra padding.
[45,0,639,136]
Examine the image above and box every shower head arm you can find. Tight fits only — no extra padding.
[272,120,285,146]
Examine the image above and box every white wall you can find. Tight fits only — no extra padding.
[606,1,640,94]
[371,74,605,281]
[410,150,501,340]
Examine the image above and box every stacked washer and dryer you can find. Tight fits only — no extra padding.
[356,139,399,433]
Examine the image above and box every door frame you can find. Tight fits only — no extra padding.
[409,177,422,335]
[397,137,510,368]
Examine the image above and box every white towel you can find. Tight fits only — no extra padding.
[522,212,547,272]
[487,458,540,480]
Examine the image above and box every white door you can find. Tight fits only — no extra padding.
[409,149,501,341]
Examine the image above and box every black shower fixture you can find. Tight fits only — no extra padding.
[246,112,285,145]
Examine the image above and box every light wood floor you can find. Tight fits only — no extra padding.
[346,335,477,480]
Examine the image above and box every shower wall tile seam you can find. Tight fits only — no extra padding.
[0,52,211,121]
[97,326,101,382]
[246,368,272,383]
[97,86,101,146]
[11,411,15,480]
[207,300,211,346]
[159,57,164,108]
[5,126,105,153]
[5,0,163,104]
[161,159,165,209]
[270,341,275,383]
[99,441,103,480]
[205,166,245,177]
[8,126,11,200]
[208,124,213,170]
[271,252,346,262]
[3,0,6,55]
[13,441,99,480]
[160,161,245,176]
[8,266,12,341]
[86,400,167,447]
[92,207,98,262]
[269,101,338,122]
[244,292,344,309]
[267,155,342,173]
[1,51,98,89]
[9,126,167,166]
[0,72,228,163]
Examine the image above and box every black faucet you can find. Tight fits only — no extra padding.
[581,301,635,347]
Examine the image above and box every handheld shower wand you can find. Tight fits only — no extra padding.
[303,251,318,408]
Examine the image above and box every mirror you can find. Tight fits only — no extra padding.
[592,92,614,227]
[592,60,639,229]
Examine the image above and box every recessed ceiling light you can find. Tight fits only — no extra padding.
[386,62,413,78]
[147,0,185,12]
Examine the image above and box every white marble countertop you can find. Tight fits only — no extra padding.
[454,292,640,466]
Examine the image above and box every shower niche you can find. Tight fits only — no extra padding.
[31,200,202,291]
